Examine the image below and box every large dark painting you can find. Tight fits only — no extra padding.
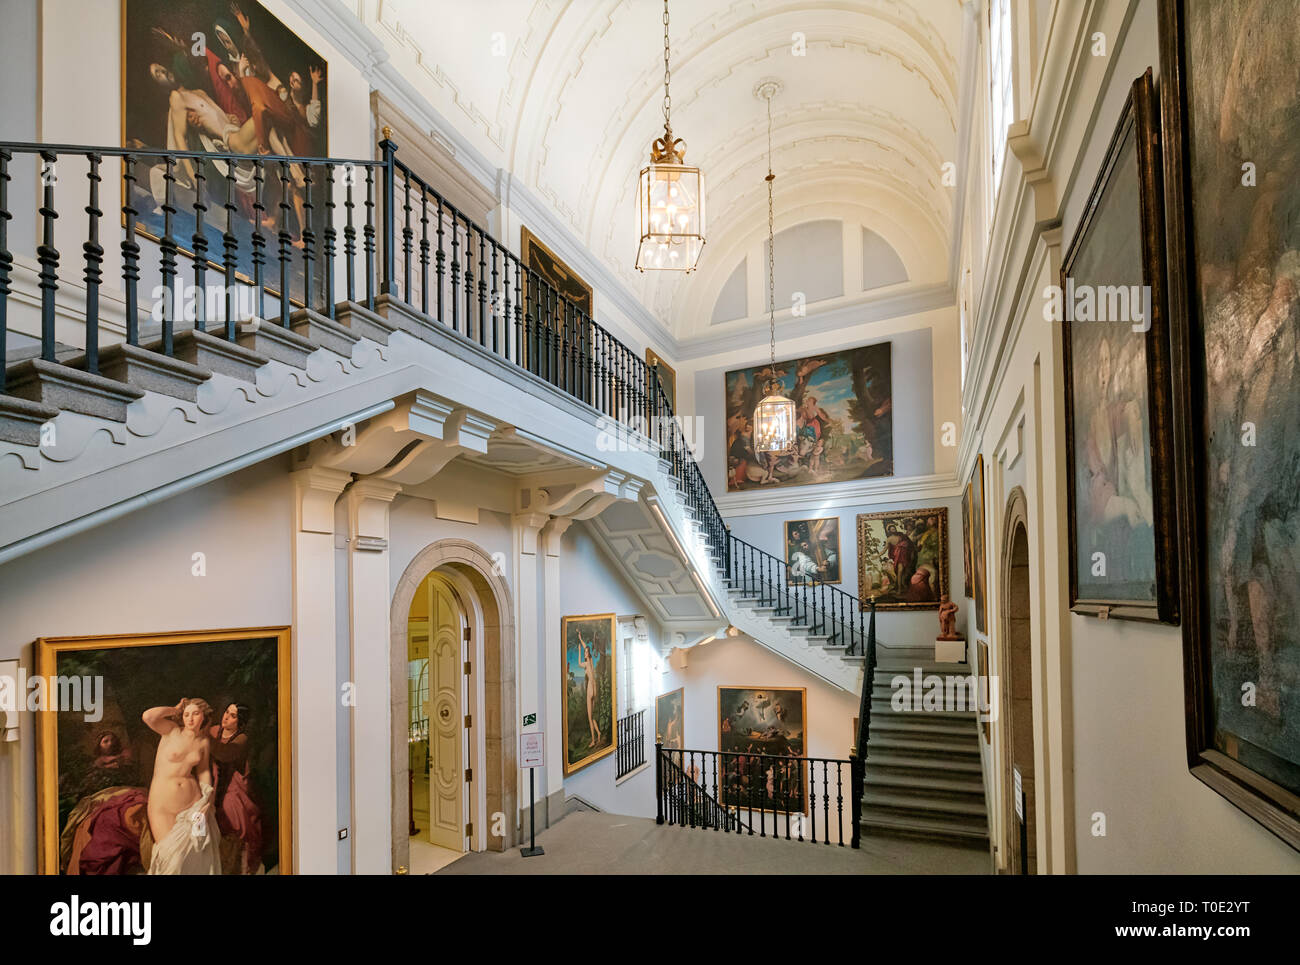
[856,507,949,611]
[122,0,329,307]
[717,686,807,814]
[1061,69,1179,623]
[784,517,841,585]
[522,226,593,316]
[37,628,291,875]
[1161,0,1300,847]
[725,343,893,492]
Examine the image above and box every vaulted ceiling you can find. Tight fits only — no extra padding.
[363,0,963,341]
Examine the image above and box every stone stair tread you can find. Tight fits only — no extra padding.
[864,752,983,774]
[859,811,988,838]
[863,771,986,795]
[870,716,977,735]
[869,734,980,754]
[870,701,977,719]
[861,789,988,816]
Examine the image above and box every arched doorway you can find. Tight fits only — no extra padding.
[390,539,517,872]
[999,487,1036,874]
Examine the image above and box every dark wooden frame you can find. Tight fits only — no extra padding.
[1158,0,1300,850]
[1060,68,1180,624]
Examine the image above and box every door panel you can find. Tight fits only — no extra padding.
[427,579,464,851]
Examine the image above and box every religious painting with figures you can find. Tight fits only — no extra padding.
[1161,0,1300,840]
[725,342,893,492]
[784,517,841,584]
[856,507,949,611]
[122,0,330,306]
[717,686,807,814]
[655,688,684,750]
[561,613,616,775]
[36,628,291,875]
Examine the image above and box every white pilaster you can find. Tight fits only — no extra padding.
[512,511,549,818]
[346,477,403,874]
[540,516,574,801]
[290,465,351,875]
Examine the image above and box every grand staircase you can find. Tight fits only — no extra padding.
[0,134,990,852]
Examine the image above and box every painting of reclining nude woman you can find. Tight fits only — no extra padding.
[122,0,329,306]
[37,628,291,874]
[724,342,893,492]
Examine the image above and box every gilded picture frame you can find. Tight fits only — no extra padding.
[856,506,949,611]
[1061,68,1180,624]
[561,612,617,775]
[36,626,293,875]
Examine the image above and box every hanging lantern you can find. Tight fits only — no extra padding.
[635,0,706,272]
[752,80,794,455]
[754,378,797,454]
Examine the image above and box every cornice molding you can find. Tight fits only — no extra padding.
[675,282,954,361]
[715,471,963,519]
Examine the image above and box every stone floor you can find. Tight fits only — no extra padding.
[435,811,993,875]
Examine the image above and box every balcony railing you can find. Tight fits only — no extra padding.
[615,708,646,778]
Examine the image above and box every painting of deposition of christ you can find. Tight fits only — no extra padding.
[1061,69,1178,623]
[724,343,893,492]
[122,0,329,306]
[562,613,616,775]
[857,507,949,611]
[36,628,291,875]
[717,686,807,814]
[1161,0,1300,836]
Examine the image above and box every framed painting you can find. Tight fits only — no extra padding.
[36,627,292,875]
[961,485,973,598]
[968,456,987,632]
[522,226,594,316]
[655,688,684,750]
[646,348,677,413]
[856,506,949,611]
[717,686,807,814]
[1061,68,1179,624]
[1160,0,1300,848]
[122,0,329,307]
[784,517,841,584]
[561,613,616,775]
[724,342,893,492]
[977,639,990,743]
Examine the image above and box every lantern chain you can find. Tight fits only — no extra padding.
[766,89,776,370]
[663,0,672,132]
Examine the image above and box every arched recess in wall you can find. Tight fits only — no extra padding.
[389,539,517,868]
[997,485,1037,874]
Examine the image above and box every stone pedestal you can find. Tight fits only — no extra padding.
[935,637,966,663]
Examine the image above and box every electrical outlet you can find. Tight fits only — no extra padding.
[338,828,349,840]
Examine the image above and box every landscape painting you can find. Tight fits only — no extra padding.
[655,688,684,750]
[856,507,949,611]
[1161,0,1300,840]
[561,613,616,775]
[725,342,893,492]
[36,628,291,875]
[122,0,330,307]
[717,686,807,814]
[784,517,841,584]
[1061,69,1178,623]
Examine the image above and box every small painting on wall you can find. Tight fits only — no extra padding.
[655,688,684,750]
[36,627,292,875]
[724,342,893,492]
[856,507,949,611]
[717,686,807,814]
[977,639,990,743]
[522,226,594,316]
[561,613,616,775]
[784,518,841,584]
[961,492,973,599]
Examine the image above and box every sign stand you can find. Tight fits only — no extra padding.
[519,731,545,857]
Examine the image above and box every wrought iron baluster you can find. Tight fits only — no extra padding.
[277,161,292,327]
[363,165,376,309]
[449,206,461,334]
[0,149,10,393]
[301,163,315,313]
[252,159,267,322]
[401,169,412,304]
[82,153,103,374]
[478,223,488,345]
[435,195,445,322]
[419,183,429,315]
[121,154,141,347]
[343,163,356,304]
[191,162,207,333]
[490,239,500,354]
[323,165,337,319]
[222,164,238,339]
[463,216,474,340]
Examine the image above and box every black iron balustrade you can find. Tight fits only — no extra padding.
[656,743,853,846]
[616,708,647,778]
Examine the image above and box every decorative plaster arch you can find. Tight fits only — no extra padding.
[997,485,1037,873]
[390,539,517,868]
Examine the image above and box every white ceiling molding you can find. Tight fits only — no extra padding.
[675,281,955,361]
[715,471,963,518]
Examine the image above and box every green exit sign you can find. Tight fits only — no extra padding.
[523,713,537,726]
